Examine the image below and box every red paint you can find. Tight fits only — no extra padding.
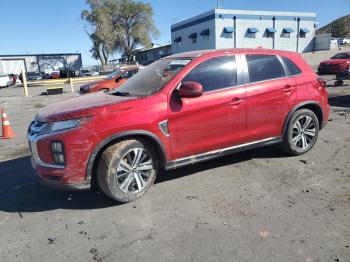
[29,48,330,189]
[318,52,350,74]
[79,66,139,94]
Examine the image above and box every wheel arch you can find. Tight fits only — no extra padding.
[283,101,323,135]
[86,130,168,186]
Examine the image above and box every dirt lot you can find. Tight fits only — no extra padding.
[0,70,350,261]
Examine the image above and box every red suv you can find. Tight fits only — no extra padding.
[318,52,350,75]
[28,48,330,202]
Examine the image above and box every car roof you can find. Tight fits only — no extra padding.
[166,48,298,59]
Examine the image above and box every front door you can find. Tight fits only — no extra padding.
[167,56,247,160]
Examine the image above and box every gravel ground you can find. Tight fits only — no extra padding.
[0,63,349,261]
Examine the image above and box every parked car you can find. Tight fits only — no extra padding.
[338,38,345,45]
[26,72,42,81]
[342,38,350,45]
[50,71,60,79]
[8,74,18,86]
[330,38,338,45]
[0,74,12,88]
[318,52,350,74]
[28,48,330,202]
[79,69,93,77]
[79,66,139,94]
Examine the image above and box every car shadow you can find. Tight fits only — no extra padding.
[328,94,350,108]
[0,146,286,213]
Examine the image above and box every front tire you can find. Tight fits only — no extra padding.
[97,139,158,202]
[280,109,319,156]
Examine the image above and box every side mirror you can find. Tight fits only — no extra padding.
[178,81,203,98]
[115,76,122,83]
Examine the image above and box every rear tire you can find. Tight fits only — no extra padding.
[280,109,319,156]
[97,139,158,202]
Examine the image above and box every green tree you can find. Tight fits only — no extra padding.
[111,0,159,61]
[331,20,347,38]
[81,0,159,65]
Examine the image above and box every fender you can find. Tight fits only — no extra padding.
[282,101,323,135]
[85,130,168,180]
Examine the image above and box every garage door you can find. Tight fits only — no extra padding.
[1,59,26,74]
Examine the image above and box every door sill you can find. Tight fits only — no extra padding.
[165,137,282,170]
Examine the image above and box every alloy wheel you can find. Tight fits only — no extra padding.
[292,115,316,150]
[116,148,154,194]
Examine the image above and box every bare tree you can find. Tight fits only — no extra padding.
[81,0,159,66]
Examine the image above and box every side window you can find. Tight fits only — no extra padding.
[182,56,237,92]
[246,55,285,83]
[280,56,301,76]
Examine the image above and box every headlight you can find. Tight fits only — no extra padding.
[48,119,81,133]
[36,118,90,135]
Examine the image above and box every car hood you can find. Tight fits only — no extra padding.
[36,92,137,122]
[81,79,104,88]
[320,59,349,65]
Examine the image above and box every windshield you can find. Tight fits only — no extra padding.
[332,53,350,59]
[27,72,40,76]
[105,69,122,80]
[110,58,191,97]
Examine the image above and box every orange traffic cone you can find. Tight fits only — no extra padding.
[1,108,16,139]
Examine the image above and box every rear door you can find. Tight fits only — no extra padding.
[168,55,247,160]
[243,54,297,142]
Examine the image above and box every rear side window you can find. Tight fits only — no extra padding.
[281,56,301,76]
[182,56,237,92]
[246,55,285,83]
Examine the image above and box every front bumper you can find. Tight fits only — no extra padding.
[79,89,90,94]
[79,86,91,94]
[32,166,90,190]
[28,124,98,190]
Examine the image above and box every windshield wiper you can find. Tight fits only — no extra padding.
[111,91,130,97]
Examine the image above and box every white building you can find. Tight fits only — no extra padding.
[171,9,317,54]
[0,53,82,75]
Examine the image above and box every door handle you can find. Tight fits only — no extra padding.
[228,97,243,106]
[282,85,294,92]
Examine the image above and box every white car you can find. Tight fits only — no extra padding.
[0,74,12,88]
[343,38,350,44]
[330,38,338,45]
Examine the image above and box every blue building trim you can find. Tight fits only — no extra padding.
[171,12,316,32]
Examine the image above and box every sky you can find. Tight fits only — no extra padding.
[0,0,349,66]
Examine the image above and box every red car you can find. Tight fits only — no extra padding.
[318,52,350,75]
[28,48,330,202]
[79,66,139,94]
[50,71,60,79]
